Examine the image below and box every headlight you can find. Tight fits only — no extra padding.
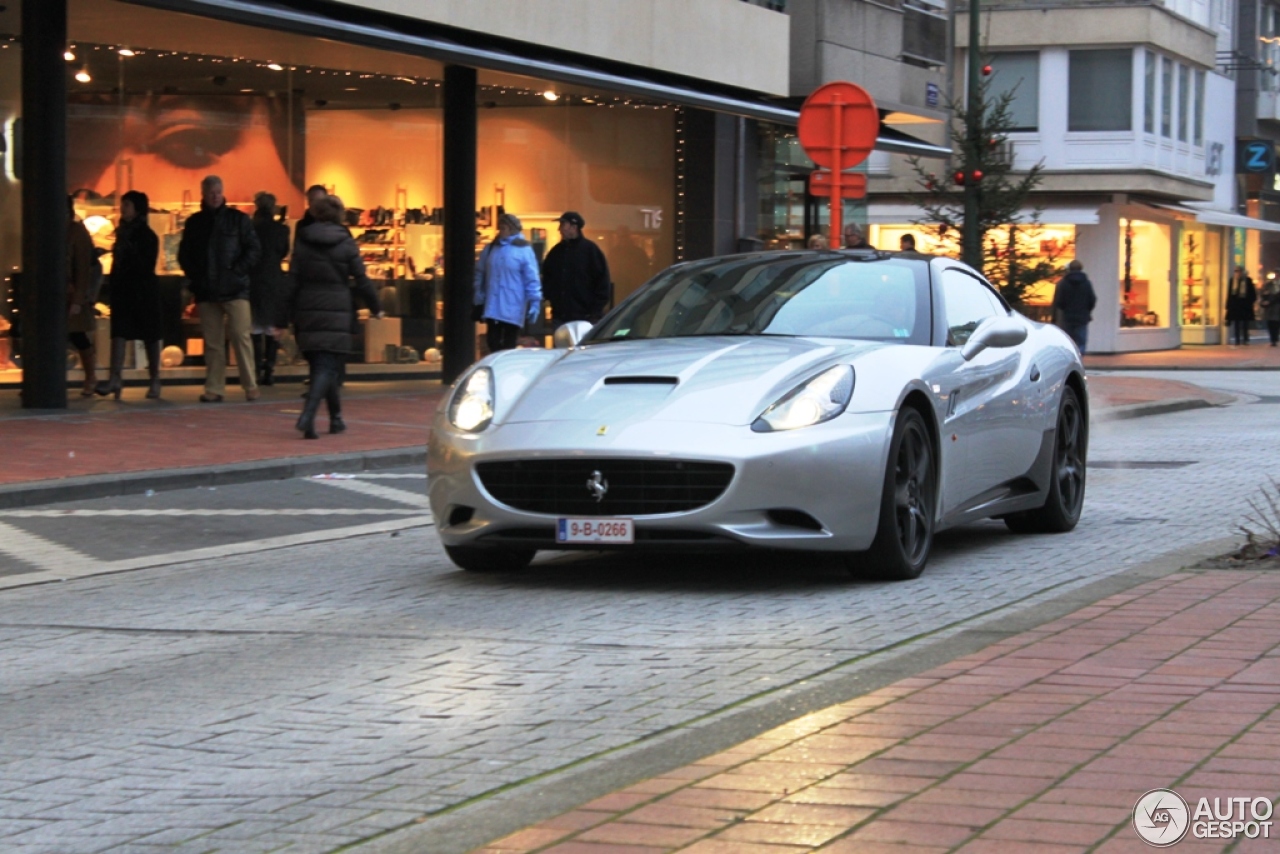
[752,365,854,432]
[448,367,495,432]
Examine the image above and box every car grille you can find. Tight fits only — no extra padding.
[475,459,735,517]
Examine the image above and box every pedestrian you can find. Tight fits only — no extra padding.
[67,196,99,398]
[473,212,542,352]
[1052,259,1097,354]
[97,190,162,400]
[843,223,869,249]
[1261,273,1280,347]
[899,233,917,252]
[296,184,329,230]
[807,234,828,250]
[282,194,382,439]
[541,211,610,328]
[1225,266,1257,347]
[177,174,262,402]
[250,191,290,386]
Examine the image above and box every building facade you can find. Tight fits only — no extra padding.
[869,0,1280,353]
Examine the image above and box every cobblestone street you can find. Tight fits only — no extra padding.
[0,379,1277,852]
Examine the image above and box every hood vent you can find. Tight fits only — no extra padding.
[603,376,679,386]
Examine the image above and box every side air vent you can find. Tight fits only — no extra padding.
[767,509,825,531]
[603,376,679,386]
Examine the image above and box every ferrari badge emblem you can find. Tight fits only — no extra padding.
[586,471,609,503]
[597,425,609,436]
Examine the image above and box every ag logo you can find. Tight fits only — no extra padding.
[1134,789,1190,846]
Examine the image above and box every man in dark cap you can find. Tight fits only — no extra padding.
[541,211,611,328]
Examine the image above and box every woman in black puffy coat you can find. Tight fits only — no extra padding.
[281,195,381,439]
[98,190,163,399]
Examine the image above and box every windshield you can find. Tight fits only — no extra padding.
[585,254,932,345]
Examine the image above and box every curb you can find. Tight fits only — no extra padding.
[0,446,427,510]
[359,534,1241,854]
[1091,396,1219,422]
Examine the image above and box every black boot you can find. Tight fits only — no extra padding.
[261,337,278,386]
[252,333,266,385]
[296,363,330,440]
[95,337,126,399]
[327,380,345,434]
[145,340,162,399]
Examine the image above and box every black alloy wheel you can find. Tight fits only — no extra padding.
[444,545,536,573]
[853,408,936,581]
[1004,385,1086,534]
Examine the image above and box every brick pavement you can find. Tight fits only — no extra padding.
[0,381,444,486]
[472,569,1280,854]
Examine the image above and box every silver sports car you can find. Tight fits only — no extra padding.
[428,249,1087,580]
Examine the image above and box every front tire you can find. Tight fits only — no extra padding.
[445,545,536,573]
[848,408,936,581]
[1004,385,1086,534]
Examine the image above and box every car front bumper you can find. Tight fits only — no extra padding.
[427,412,894,553]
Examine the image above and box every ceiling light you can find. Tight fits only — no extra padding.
[542,91,560,101]
[63,49,76,62]
[344,87,358,92]
[118,48,135,57]
[266,62,284,71]
[74,67,91,83]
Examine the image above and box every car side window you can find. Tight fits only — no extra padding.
[941,270,1004,347]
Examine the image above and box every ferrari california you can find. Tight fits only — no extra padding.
[427,249,1087,580]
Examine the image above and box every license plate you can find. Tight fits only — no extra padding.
[557,518,634,544]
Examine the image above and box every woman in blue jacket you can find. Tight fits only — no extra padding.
[474,212,542,352]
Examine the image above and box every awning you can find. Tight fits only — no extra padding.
[125,0,951,157]
[867,203,1100,225]
[1174,204,1280,233]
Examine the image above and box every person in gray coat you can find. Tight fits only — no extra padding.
[1261,273,1280,346]
[280,195,381,439]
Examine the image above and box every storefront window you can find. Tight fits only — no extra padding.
[0,3,19,377]
[755,122,865,250]
[1119,218,1172,328]
[1179,224,1221,327]
[41,0,682,375]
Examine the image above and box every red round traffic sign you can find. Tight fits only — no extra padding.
[797,82,879,172]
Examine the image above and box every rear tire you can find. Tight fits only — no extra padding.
[1004,385,1086,534]
[848,408,936,581]
[445,545,536,573]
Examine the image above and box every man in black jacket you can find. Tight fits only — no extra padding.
[1052,259,1098,354]
[179,175,262,402]
[541,211,611,328]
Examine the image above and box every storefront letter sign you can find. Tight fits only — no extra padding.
[797,82,879,244]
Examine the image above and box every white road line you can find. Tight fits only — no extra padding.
[0,509,422,518]
[354,473,427,479]
[0,518,431,591]
[312,478,429,508]
[0,521,103,576]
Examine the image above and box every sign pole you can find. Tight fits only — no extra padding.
[962,0,982,268]
[830,94,843,246]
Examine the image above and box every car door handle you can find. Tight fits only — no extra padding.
[1029,364,1041,382]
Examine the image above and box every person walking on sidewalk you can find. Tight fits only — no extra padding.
[541,211,610,328]
[1226,266,1257,347]
[178,175,262,402]
[1260,273,1280,347]
[67,197,99,398]
[250,192,290,386]
[97,190,162,400]
[1052,260,1097,354]
[473,212,541,352]
[282,195,382,440]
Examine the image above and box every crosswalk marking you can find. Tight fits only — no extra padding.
[311,478,429,508]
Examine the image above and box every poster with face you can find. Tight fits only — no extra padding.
[67,92,304,212]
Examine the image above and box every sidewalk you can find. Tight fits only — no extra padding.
[1084,339,1280,371]
[0,379,445,507]
[469,565,1280,854]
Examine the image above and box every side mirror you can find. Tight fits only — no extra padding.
[961,315,1027,361]
[553,320,594,349]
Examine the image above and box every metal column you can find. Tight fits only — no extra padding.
[441,64,477,386]
[20,0,68,409]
